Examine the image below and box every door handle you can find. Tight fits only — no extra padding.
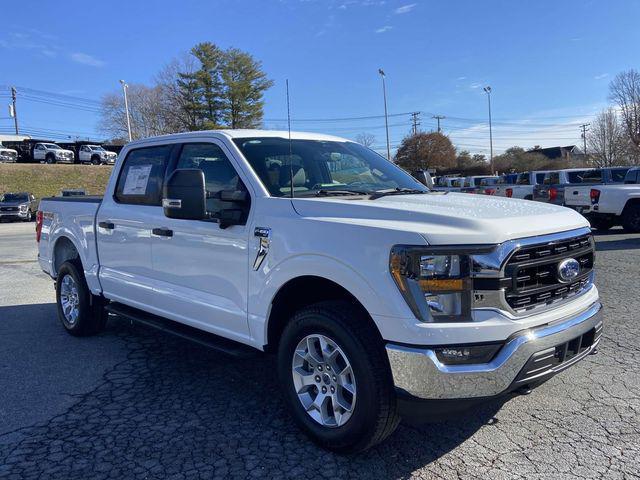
[152,227,173,237]
[98,221,114,230]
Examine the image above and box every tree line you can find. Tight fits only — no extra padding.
[389,68,640,174]
[100,42,273,141]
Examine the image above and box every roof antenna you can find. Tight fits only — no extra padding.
[286,79,294,199]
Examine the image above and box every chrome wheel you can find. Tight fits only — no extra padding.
[60,275,80,326]
[291,334,356,428]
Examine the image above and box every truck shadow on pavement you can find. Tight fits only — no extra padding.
[0,306,505,480]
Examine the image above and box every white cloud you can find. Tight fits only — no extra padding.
[456,76,467,81]
[469,82,483,89]
[70,52,105,67]
[375,25,393,33]
[394,3,416,14]
[594,73,609,80]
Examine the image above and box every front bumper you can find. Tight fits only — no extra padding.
[0,211,29,220]
[386,301,603,400]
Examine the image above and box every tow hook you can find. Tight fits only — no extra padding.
[590,347,598,355]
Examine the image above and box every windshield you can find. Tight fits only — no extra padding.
[1,193,28,202]
[44,144,61,149]
[233,137,428,197]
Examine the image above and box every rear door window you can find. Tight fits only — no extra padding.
[566,170,592,183]
[611,168,630,182]
[115,145,173,205]
[544,172,559,185]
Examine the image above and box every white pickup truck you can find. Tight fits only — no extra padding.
[565,167,640,232]
[78,144,117,165]
[494,171,548,199]
[36,130,603,452]
[33,142,75,164]
[0,143,18,163]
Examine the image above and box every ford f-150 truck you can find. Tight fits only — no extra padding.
[494,171,549,199]
[36,130,603,453]
[564,167,640,232]
[533,167,630,205]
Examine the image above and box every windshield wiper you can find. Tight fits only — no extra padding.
[370,188,428,200]
[315,189,369,197]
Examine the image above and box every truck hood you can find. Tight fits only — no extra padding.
[291,192,589,245]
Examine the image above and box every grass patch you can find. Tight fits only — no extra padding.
[0,164,112,199]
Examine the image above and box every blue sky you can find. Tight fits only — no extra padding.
[1,0,638,155]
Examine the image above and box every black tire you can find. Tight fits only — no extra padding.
[277,301,400,453]
[589,217,615,231]
[45,154,55,164]
[91,155,100,165]
[622,203,640,233]
[524,195,533,201]
[55,260,107,336]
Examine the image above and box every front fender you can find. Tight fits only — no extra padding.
[248,253,414,348]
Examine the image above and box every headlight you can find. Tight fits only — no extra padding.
[390,246,476,322]
[19,204,28,211]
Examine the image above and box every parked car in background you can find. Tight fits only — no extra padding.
[78,145,117,165]
[36,129,602,452]
[478,176,502,195]
[433,176,463,192]
[565,167,640,232]
[495,171,548,199]
[0,192,37,221]
[533,167,630,205]
[33,143,75,164]
[490,174,518,196]
[461,175,499,194]
[0,143,18,163]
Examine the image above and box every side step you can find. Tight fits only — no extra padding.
[105,302,258,359]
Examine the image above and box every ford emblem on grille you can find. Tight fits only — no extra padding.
[557,258,580,283]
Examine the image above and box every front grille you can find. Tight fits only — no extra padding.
[513,323,602,386]
[504,233,594,312]
[0,206,18,212]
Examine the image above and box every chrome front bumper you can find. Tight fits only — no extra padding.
[386,301,603,400]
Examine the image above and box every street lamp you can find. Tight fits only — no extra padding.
[119,79,132,142]
[378,69,391,161]
[483,86,494,173]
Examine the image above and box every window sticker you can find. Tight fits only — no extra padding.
[122,164,152,195]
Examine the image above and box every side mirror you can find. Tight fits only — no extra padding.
[163,169,206,220]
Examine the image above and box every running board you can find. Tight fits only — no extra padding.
[105,302,258,358]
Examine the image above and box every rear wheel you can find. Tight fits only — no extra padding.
[277,301,400,453]
[622,203,640,233]
[56,261,107,336]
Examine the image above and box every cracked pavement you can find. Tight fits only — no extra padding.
[0,222,638,479]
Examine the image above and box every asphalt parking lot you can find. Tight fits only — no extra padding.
[0,221,639,479]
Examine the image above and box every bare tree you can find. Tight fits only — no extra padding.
[587,108,628,167]
[609,70,640,149]
[355,133,375,148]
[155,54,201,132]
[99,84,173,140]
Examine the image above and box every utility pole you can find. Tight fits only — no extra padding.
[119,80,132,142]
[580,123,590,158]
[410,112,421,135]
[432,115,445,133]
[483,86,494,174]
[10,87,19,135]
[378,69,391,161]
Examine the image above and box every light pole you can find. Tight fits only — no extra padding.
[483,86,494,173]
[378,69,391,161]
[119,79,132,142]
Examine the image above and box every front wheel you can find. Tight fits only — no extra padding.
[277,301,400,453]
[56,261,107,336]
